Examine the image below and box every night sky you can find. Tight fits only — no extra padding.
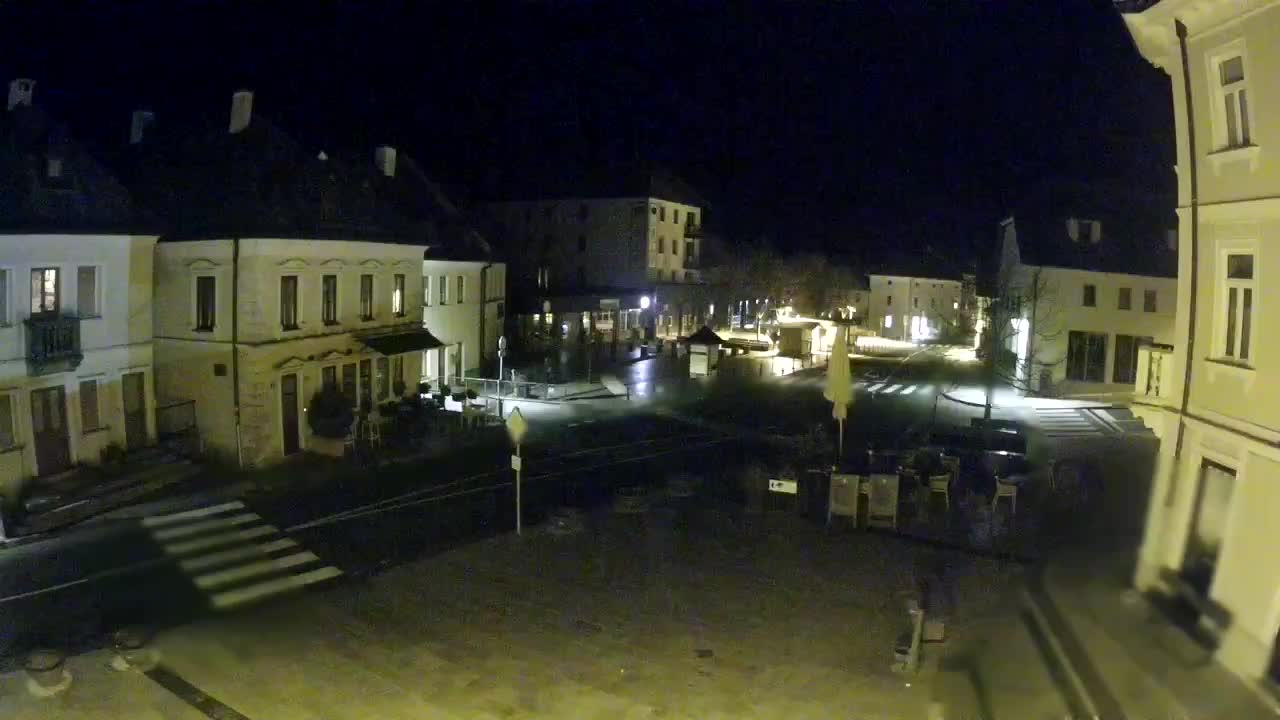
[0,0,1172,267]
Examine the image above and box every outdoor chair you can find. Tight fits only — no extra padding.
[928,473,951,514]
[992,480,1017,516]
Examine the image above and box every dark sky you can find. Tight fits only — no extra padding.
[0,0,1172,266]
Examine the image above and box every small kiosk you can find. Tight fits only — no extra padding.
[685,326,725,377]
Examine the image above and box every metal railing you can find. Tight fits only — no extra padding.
[25,314,82,373]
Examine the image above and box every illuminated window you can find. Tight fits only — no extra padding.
[393,274,405,316]
[1222,253,1254,362]
[30,267,59,315]
[423,275,431,306]
[884,314,893,329]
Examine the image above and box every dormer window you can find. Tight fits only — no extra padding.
[1066,218,1101,244]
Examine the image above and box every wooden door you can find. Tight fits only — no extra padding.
[30,386,70,475]
[122,372,147,450]
[280,373,300,456]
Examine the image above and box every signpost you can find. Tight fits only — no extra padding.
[505,407,529,535]
[497,335,507,418]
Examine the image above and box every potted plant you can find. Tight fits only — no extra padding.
[307,386,354,457]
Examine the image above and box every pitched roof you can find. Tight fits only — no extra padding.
[1011,216,1175,278]
[0,103,150,233]
[685,326,725,345]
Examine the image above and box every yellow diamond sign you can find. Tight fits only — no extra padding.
[505,407,529,445]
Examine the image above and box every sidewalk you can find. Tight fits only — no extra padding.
[1028,548,1279,719]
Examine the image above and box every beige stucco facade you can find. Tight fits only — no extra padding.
[488,196,704,290]
[867,274,962,342]
[153,237,427,468]
[1123,0,1280,688]
[0,233,158,501]
[421,259,505,385]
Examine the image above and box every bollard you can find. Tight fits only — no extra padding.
[110,625,159,672]
[24,647,71,697]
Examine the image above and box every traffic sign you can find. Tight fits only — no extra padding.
[505,407,528,444]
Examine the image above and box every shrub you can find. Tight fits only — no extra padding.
[393,379,407,398]
[308,386,355,439]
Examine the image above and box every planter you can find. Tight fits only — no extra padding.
[309,435,346,458]
[24,648,70,695]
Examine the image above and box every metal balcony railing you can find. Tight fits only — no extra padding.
[25,314,82,374]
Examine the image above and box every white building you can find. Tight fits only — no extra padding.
[867,273,964,342]
[996,215,1177,396]
[138,92,436,468]
[1122,0,1280,688]
[421,255,505,387]
[0,79,158,502]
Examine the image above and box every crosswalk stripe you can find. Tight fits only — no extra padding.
[195,551,320,590]
[866,383,884,392]
[162,525,277,555]
[210,566,344,610]
[179,538,299,572]
[900,384,917,395]
[142,501,246,528]
[854,381,866,388]
[883,384,902,394]
[152,513,261,541]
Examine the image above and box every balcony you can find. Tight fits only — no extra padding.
[25,314,82,376]
[683,224,705,239]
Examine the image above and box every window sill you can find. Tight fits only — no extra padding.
[281,325,301,333]
[323,320,340,327]
[83,425,110,436]
[192,327,215,333]
[1204,357,1255,379]
[1207,144,1261,172]
[360,316,376,323]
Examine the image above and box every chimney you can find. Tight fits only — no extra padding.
[374,145,397,177]
[130,109,155,145]
[229,90,253,134]
[7,78,35,111]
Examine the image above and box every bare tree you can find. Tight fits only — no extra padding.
[978,264,1066,424]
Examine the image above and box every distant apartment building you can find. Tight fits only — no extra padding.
[867,272,965,343]
[0,79,158,500]
[133,91,446,468]
[1122,0,1280,688]
[485,170,711,344]
[996,210,1177,396]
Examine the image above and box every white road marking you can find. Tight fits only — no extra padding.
[152,513,261,541]
[210,566,344,610]
[142,501,246,528]
[883,384,903,394]
[866,383,884,392]
[900,384,917,395]
[162,525,277,555]
[195,551,319,590]
[179,538,299,572]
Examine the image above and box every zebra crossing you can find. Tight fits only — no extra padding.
[1034,407,1113,439]
[142,500,342,611]
[772,373,937,398]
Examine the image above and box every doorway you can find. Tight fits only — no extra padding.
[122,372,147,450]
[30,386,70,475]
[280,373,300,456]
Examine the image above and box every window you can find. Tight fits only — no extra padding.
[1183,460,1236,596]
[423,275,432,307]
[1066,331,1107,382]
[280,275,299,330]
[884,314,893,329]
[191,276,217,331]
[30,267,58,314]
[1143,289,1157,313]
[578,203,589,221]
[456,275,465,304]
[673,209,680,224]
[1082,284,1096,307]
[360,274,374,320]
[496,302,505,319]
[685,240,694,258]
[577,267,586,286]
[0,394,14,449]
[439,274,447,305]
[688,212,697,227]
[658,236,665,254]
[1223,253,1254,362]
[77,266,99,317]
[1066,218,1102,243]
[886,295,893,306]
[1118,287,1132,311]
[79,379,101,432]
[913,297,919,309]
[0,268,8,325]
[359,359,372,410]
[321,365,337,389]
[391,355,403,394]
[322,274,338,325]
[341,363,357,405]
[393,274,405,316]
[578,235,586,252]
[659,206,666,222]
[1216,54,1251,149]
[376,356,389,399]
[1113,335,1151,384]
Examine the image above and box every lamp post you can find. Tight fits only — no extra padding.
[497,335,507,418]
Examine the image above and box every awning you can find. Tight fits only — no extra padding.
[358,329,445,355]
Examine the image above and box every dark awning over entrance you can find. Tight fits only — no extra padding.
[358,329,445,355]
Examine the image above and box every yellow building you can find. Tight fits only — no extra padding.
[1121,0,1280,688]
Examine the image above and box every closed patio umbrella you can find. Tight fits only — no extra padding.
[823,325,855,461]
